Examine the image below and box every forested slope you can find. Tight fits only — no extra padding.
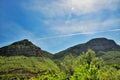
[0,38,120,80]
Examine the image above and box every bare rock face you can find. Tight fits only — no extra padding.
[0,39,52,57]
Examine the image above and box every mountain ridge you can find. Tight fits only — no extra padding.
[0,39,53,58]
[0,38,120,59]
[54,38,120,59]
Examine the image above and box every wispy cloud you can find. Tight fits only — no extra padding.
[52,17,120,34]
[1,0,120,53]
[22,0,120,35]
[22,0,120,17]
[36,28,120,40]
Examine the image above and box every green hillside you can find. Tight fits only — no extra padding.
[0,50,120,80]
[101,51,120,65]
[0,56,60,80]
[0,38,120,80]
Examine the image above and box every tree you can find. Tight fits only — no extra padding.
[71,49,104,80]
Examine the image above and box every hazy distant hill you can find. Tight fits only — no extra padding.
[54,38,120,59]
[0,39,53,58]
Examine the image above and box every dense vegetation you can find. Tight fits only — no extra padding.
[0,56,60,80]
[101,51,120,65]
[0,49,120,80]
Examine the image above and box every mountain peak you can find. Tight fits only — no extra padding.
[21,39,29,42]
[54,38,120,59]
[0,39,52,57]
[11,39,33,46]
[86,38,117,47]
[85,38,119,51]
[87,38,108,42]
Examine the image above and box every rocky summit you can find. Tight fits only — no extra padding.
[0,39,52,57]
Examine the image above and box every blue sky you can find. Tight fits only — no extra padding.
[0,0,120,53]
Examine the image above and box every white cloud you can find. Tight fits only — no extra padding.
[34,28,120,40]
[22,0,120,17]
[70,0,120,15]
[52,17,120,34]
[21,0,120,35]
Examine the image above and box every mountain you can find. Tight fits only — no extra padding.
[54,38,120,59]
[0,38,120,79]
[0,38,120,59]
[0,39,53,58]
[0,39,59,80]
